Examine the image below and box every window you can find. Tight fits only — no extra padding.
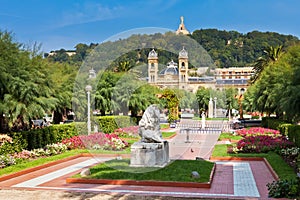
[181,62,185,68]
[151,63,155,68]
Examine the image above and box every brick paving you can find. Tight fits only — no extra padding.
[0,122,278,199]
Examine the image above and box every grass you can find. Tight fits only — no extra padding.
[0,149,88,177]
[160,124,170,129]
[162,131,176,138]
[193,117,229,121]
[212,144,296,180]
[79,159,214,183]
[0,146,134,177]
[218,132,243,141]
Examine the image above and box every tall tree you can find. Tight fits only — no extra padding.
[251,45,283,83]
[195,87,210,113]
[0,34,58,130]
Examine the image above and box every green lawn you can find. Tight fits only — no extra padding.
[218,132,243,141]
[160,124,170,129]
[80,159,214,183]
[0,149,88,177]
[162,131,176,138]
[193,117,229,121]
[212,144,296,180]
[0,147,133,177]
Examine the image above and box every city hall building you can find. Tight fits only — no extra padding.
[147,17,254,94]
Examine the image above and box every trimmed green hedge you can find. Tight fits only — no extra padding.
[261,117,288,130]
[262,117,300,147]
[7,123,84,151]
[286,125,300,147]
[95,116,133,133]
[2,116,133,152]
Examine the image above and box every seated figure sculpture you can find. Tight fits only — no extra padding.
[138,104,164,143]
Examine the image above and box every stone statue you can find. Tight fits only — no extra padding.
[138,104,164,143]
[131,104,169,167]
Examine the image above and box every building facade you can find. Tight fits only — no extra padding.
[147,48,253,94]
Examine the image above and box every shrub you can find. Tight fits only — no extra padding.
[0,133,27,155]
[286,125,300,148]
[261,117,288,130]
[0,142,68,169]
[7,123,81,150]
[0,155,16,168]
[279,147,300,173]
[267,178,300,198]
[95,116,133,133]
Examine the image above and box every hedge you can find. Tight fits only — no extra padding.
[7,123,84,151]
[95,116,133,133]
[261,117,289,130]
[3,116,133,152]
[262,117,300,147]
[285,125,300,147]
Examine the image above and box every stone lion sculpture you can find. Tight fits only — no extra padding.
[138,105,164,143]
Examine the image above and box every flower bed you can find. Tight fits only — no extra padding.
[231,127,294,153]
[0,143,68,169]
[236,127,280,137]
[236,135,293,153]
[62,132,128,151]
[113,126,139,138]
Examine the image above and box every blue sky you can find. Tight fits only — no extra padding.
[1,0,300,53]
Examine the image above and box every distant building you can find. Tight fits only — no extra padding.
[147,48,253,94]
[214,67,253,94]
[47,50,76,57]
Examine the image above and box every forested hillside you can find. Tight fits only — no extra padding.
[46,29,299,68]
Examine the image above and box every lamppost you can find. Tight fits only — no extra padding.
[85,85,92,135]
[214,97,217,118]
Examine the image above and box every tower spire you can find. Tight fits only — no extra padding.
[176,16,190,35]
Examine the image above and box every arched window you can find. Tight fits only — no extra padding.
[181,62,185,68]
[151,63,155,68]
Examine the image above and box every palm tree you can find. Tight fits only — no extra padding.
[196,87,210,113]
[251,45,283,83]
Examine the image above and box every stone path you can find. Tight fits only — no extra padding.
[0,120,277,199]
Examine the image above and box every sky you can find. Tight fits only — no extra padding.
[1,0,300,53]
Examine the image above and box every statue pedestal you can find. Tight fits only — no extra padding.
[130,141,169,167]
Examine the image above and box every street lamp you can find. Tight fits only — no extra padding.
[85,85,92,135]
[214,97,217,118]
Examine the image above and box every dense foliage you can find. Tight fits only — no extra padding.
[243,44,300,122]
[0,31,77,131]
[47,29,298,68]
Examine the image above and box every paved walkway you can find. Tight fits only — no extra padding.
[0,121,277,199]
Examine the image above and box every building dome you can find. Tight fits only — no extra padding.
[148,49,158,59]
[179,47,188,58]
[159,60,179,75]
